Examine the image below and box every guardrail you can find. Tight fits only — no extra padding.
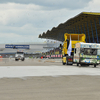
[41,54,62,59]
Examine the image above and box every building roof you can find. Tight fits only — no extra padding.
[38,12,100,42]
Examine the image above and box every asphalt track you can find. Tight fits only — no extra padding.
[0,58,100,100]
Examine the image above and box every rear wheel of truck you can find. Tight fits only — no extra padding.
[81,64,83,66]
[77,63,79,66]
[62,56,66,65]
[94,64,96,67]
[80,64,85,66]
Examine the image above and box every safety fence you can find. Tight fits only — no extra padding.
[41,54,62,59]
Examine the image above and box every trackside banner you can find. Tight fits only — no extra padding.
[5,44,30,49]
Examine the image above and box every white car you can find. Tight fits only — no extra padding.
[15,51,25,61]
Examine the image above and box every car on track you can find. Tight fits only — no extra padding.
[15,51,25,61]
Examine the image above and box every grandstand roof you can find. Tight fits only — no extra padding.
[38,12,100,43]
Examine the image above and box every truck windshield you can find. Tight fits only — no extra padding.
[81,48,97,55]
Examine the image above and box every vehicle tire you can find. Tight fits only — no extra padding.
[22,58,24,61]
[80,64,82,66]
[94,64,96,67]
[15,59,18,61]
[77,63,79,66]
[62,62,66,65]
[80,64,84,66]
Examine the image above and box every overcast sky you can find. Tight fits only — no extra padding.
[0,0,100,43]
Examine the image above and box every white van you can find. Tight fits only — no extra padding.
[15,51,25,61]
[73,43,100,67]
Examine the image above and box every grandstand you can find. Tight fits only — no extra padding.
[39,12,100,43]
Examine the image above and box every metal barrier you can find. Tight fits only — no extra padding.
[45,54,62,59]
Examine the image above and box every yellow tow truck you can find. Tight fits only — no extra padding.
[62,33,86,65]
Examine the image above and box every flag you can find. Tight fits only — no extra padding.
[67,35,72,56]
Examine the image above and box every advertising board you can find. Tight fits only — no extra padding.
[5,44,30,49]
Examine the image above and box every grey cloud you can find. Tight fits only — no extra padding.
[0,0,92,10]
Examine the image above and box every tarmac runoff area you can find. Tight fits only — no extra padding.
[1,58,100,100]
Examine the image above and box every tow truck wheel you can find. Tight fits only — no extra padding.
[94,65,96,67]
[63,62,66,65]
[62,61,66,65]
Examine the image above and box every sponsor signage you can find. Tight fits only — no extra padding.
[5,44,30,49]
